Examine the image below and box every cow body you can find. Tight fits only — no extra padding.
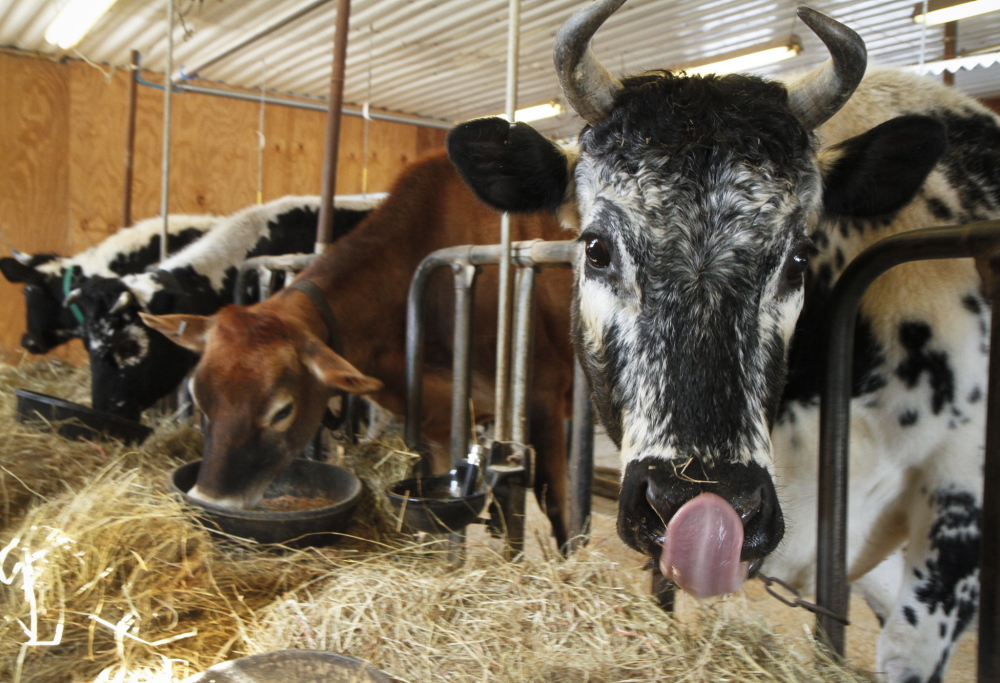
[0,214,217,354]
[446,2,998,680]
[143,152,578,545]
[77,196,376,419]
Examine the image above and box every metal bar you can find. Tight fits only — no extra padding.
[169,82,453,130]
[980,253,1000,682]
[316,0,352,252]
[405,240,576,454]
[567,358,594,553]
[122,50,138,228]
[943,20,957,87]
[174,0,333,81]
[494,0,521,442]
[449,263,479,467]
[159,0,175,262]
[510,266,537,444]
[817,219,1000,656]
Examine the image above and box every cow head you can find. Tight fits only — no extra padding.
[1,252,81,354]
[142,304,382,509]
[74,275,197,420]
[448,2,946,598]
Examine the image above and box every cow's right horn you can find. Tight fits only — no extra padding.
[12,249,32,265]
[554,0,626,125]
[787,7,867,130]
[110,290,134,314]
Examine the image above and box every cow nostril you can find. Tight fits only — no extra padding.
[645,482,675,528]
[731,487,764,524]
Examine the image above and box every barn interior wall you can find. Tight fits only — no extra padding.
[0,50,447,364]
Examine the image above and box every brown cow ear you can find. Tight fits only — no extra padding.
[303,339,382,394]
[140,312,210,354]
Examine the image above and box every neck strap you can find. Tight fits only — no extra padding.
[63,266,85,325]
[288,279,343,355]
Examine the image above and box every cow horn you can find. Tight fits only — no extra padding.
[12,249,32,265]
[110,290,134,314]
[787,7,867,130]
[64,288,82,306]
[553,0,626,125]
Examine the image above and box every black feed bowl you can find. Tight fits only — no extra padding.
[181,650,392,683]
[15,389,152,444]
[387,466,487,534]
[170,459,362,547]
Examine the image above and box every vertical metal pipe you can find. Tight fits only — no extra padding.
[159,0,175,262]
[493,0,521,440]
[510,266,537,444]
[979,252,1000,681]
[315,0,352,253]
[449,263,479,467]
[943,21,956,87]
[122,50,139,229]
[567,358,594,553]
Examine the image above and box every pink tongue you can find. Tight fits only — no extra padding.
[660,492,750,599]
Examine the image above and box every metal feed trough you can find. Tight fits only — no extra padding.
[232,239,597,556]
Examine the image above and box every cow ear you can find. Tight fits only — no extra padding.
[447,117,570,213]
[0,258,41,284]
[139,312,210,354]
[302,337,383,395]
[820,115,947,218]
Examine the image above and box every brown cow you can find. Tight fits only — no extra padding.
[142,151,577,545]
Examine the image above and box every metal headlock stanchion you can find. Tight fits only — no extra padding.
[816,219,1000,682]
[404,239,595,557]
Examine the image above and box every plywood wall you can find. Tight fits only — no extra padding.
[0,51,447,363]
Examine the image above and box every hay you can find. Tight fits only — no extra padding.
[0,360,874,683]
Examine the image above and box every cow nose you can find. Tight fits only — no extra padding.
[729,487,764,524]
[645,478,691,528]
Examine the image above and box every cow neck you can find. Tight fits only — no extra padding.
[287,279,344,356]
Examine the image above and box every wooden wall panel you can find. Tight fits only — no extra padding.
[0,52,452,362]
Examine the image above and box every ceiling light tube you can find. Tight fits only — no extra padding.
[45,0,120,49]
[679,35,803,76]
[913,0,1000,24]
[496,102,566,122]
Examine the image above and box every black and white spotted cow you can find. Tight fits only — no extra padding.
[75,195,378,420]
[0,214,216,354]
[447,2,999,680]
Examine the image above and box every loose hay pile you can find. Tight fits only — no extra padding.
[0,360,873,682]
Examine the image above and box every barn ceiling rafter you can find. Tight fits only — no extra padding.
[1,0,998,138]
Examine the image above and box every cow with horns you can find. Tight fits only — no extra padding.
[447,1,1000,680]
[0,214,217,355]
[71,196,375,420]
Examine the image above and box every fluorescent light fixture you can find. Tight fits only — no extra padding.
[45,0,119,50]
[913,0,1000,24]
[496,102,566,122]
[680,36,803,77]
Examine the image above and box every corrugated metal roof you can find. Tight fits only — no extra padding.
[1,0,998,138]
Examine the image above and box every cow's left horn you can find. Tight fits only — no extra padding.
[787,7,867,130]
[110,290,134,314]
[12,249,32,265]
[554,0,626,125]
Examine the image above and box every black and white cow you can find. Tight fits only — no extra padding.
[75,195,378,420]
[0,214,216,354]
[447,2,999,680]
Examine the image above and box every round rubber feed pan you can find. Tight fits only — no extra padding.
[387,469,486,534]
[15,389,152,444]
[181,650,392,683]
[170,459,362,547]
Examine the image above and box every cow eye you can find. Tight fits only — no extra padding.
[585,236,611,268]
[271,402,293,425]
[786,247,809,282]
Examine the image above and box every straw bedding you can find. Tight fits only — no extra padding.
[0,359,873,682]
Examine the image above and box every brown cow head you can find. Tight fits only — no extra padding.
[142,305,382,509]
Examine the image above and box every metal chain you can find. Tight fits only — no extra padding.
[757,573,851,626]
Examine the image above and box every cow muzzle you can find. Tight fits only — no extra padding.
[618,456,784,599]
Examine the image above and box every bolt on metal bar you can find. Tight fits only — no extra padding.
[817,219,1000,666]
